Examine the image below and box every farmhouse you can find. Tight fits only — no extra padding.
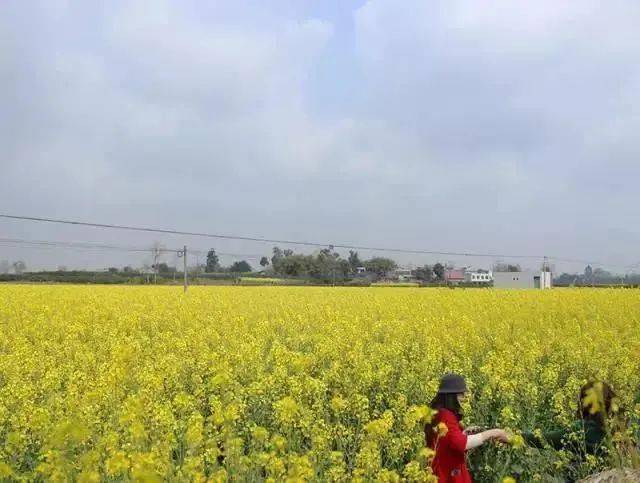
[444,268,466,285]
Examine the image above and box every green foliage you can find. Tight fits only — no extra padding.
[229,260,252,273]
[348,251,362,272]
[414,265,433,282]
[205,249,219,273]
[363,257,397,277]
[433,263,445,281]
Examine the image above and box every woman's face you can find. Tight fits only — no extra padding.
[456,392,468,405]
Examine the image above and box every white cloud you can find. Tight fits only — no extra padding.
[1,0,639,270]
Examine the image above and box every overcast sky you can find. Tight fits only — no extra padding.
[1,0,639,272]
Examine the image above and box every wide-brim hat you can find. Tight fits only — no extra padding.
[437,373,467,394]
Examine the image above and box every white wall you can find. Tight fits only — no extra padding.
[493,271,535,288]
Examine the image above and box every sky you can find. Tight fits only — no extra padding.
[1,0,639,273]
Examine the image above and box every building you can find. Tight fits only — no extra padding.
[538,271,553,289]
[393,267,414,281]
[444,268,466,285]
[464,271,493,284]
[493,271,553,289]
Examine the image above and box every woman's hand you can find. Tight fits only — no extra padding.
[485,429,510,443]
[465,428,509,449]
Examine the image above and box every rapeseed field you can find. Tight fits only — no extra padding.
[0,286,639,481]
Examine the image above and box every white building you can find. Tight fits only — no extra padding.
[464,271,493,284]
[493,271,553,289]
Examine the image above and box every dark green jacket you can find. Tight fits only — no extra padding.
[523,419,606,455]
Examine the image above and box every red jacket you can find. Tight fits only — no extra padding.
[428,408,472,483]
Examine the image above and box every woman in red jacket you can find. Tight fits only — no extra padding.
[425,373,509,482]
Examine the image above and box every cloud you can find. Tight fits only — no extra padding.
[1,0,639,270]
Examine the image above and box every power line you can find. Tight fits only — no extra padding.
[0,213,547,259]
[0,237,175,254]
[0,213,632,271]
[0,237,263,260]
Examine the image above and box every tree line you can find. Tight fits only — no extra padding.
[203,246,449,282]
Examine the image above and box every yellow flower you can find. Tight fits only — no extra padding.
[509,434,525,449]
[1,285,638,480]
[274,397,300,425]
[436,422,449,437]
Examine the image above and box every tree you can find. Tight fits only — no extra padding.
[348,250,362,272]
[260,256,269,268]
[157,263,172,273]
[493,262,521,272]
[12,261,26,275]
[364,257,397,277]
[433,263,445,281]
[123,266,134,273]
[337,259,351,277]
[271,246,284,267]
[593,268,612,282]
[276,254,310,276]
[415,265,433,282]
[230,260,252,273]
[206,249,219,273]
[107,267,119,274]
[584,265,593,282]
[555,273,579,286]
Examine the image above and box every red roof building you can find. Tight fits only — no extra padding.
[444,268,466,284]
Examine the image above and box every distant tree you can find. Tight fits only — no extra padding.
[493,262,521,272]
[271,247,284,273]
[123,266,134,273]
[277,254,310,276]
[337,259,351,277]
[348,250,362,272]
[57,266,68,272]
[206,249,219,273]
[433,263,445,281]
[271,247,299,274]
[230,260,252,273]
[107,267,119,274]
[260,256,270,268]
[592,268,612,281]
[271,246,284,266]
[364,257,397,277]
[157,263,172,273]
[415,265,433,282]
[584,265,593,281]
[12,261,27,275]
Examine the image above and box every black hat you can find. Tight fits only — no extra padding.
[437,373,467,394]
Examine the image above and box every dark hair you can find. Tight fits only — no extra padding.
[424,392,464,446]
[577,380,616,428]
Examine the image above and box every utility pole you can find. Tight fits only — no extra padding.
[178,245,188,292]
[151,242,163,284]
